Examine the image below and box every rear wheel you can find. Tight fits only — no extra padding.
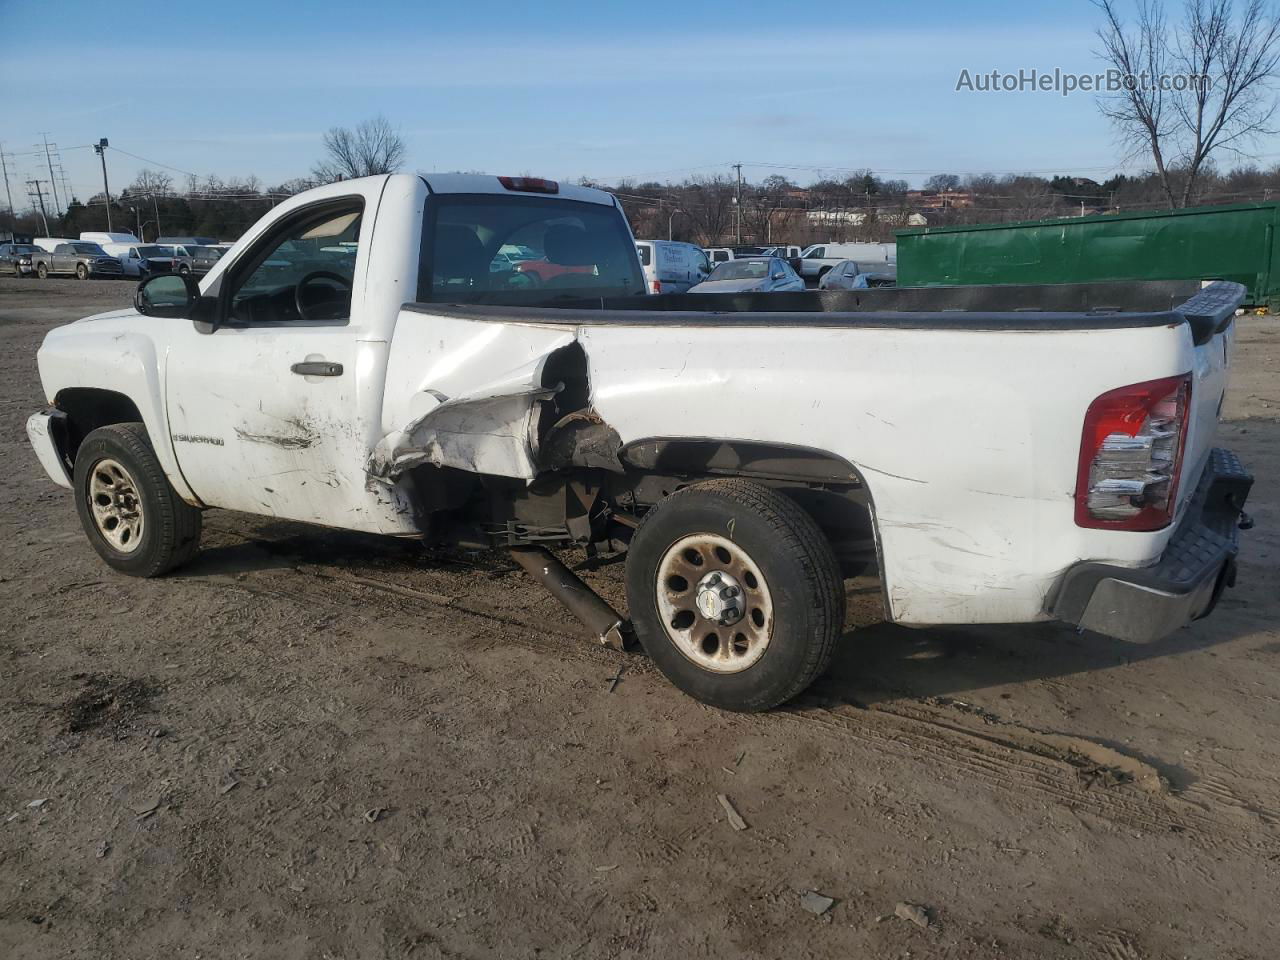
[36,262,49,279]
[73,423,202,577]
[625,479,844,712]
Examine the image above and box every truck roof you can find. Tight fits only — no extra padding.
[419,173,617,207]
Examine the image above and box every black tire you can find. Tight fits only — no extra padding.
[36,262,49,279]
[75,263,89,280]
[625,478,844,712]
[178,265,190,276]
[73,423,202,577]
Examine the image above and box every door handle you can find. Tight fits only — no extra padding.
[291,361,343,377]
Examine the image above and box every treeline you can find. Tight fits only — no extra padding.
[7,170,318,242]
[604,164,1280,245]
[10,163,1280,246]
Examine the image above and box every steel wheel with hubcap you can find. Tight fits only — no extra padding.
[36,262,48,279]
[655,533,774,673]
[626,478,844,712]
[88,458,145,552]
[73,422,203,577]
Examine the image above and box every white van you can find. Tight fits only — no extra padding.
[34,237,74,253]
[798,242,897,278]
[636,240,710,294]
[80,231,139,246]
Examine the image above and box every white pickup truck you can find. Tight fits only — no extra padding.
[26,173,1254,712]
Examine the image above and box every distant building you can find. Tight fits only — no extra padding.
[806,210,927,226]
[905,190,974,209]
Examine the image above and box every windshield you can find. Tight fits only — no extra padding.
[136,246,172,258]
[418,194,645,305]
[707,260,768,281]
[71,242,106,255]
[13,245,39,254]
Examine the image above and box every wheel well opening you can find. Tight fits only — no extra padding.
[55,389,145,464]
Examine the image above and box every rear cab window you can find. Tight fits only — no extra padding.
[418,194,645,305]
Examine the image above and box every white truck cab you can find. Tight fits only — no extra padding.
[26,174,1254,713]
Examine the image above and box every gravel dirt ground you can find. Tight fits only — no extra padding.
[1,277,1278,960]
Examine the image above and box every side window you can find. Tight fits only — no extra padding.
[810,247,825,259]
[226,201,363,325]
[56,244,72,254]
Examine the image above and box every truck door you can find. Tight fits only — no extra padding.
[164,194,393,529]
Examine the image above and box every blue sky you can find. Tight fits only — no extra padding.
[4,0,1276,208]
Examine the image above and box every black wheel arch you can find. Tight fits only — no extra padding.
[620,437,885,589]
[54,388,146,467]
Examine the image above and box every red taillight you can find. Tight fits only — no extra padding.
[652,280,662,294]
[497,176,559,194]
[1075,374,1192,531]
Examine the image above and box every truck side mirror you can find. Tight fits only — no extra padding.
[135,273,201,319]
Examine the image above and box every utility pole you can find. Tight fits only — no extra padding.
[40,134,61,215]
[26,180,51,234]
[93,138,113,230]
[0,144,14,220]
[733,164,747,242]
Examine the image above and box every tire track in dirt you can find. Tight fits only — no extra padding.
[191,515,1280,864]
[754,699,1280,860]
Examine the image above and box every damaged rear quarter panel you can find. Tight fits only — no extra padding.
[575,321,1190,626]
[373,312,577,480]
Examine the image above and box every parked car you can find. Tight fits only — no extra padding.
[31,242,124,280]
[0,242,41,277]
[106,244,181,278]
[703,247,735,265]
[818,260,899,291]
[852,272,896,288]
[636,240,710,294]
[798,242,896,280]
[25,173,1254,714]
[761,245,802,260]
[687,256,805,293]
[170,245,225,277]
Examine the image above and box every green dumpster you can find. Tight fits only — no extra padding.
[896,202,1280,311]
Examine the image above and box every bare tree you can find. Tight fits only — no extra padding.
[312,115,407,183]
[680,175,735,245]
[1096,0,1280,207]
[129,169,173,197]
[924,173,962,192]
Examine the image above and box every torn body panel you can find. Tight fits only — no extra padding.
[373,312,579,481]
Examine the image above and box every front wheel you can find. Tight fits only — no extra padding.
[75,263,89,280]
[625,479,844,712]
[73,423,202,577]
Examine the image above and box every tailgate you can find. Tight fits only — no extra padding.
[1176,282,1244,514]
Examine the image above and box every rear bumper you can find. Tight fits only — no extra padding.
[1051,448,1252,643]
